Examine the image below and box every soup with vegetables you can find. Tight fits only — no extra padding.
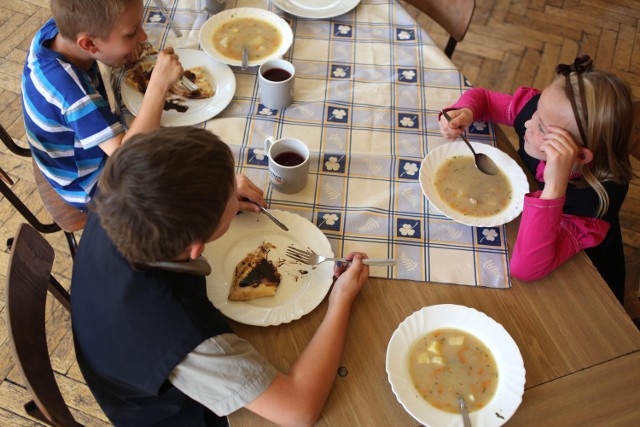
[434,156,511,217]
[212,18,281,61]
[408,328,498,413]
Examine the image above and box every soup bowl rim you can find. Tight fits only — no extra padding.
[418,141,530,227]
[199,7,294,67]
[386,304,526,427]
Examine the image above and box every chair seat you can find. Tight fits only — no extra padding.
[32,159,86,233]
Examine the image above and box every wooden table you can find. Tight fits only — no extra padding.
[228,129,640,426]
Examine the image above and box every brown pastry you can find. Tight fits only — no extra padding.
[228,242,281,301]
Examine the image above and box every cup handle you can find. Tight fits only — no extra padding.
[264,137,276,156]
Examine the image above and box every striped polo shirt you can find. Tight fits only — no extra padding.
[21,18,124,209]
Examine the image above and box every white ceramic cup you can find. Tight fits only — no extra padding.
[258,59,295,110]
[264,137,309,193]
[199,0,226,15]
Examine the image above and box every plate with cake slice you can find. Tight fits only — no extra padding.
[204,210,334,326]
[120,49,236,127]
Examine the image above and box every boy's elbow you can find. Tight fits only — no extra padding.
[280,407,320,427]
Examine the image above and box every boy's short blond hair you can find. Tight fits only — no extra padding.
[92,127,236,264]
[51,0,139,40]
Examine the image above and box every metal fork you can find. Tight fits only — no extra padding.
[286,246,396,266]
[139,41,198,92]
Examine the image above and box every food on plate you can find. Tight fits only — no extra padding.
[434,155,511,217]
[212,17,281,62]
[228,242,282,301]
[124,61,215,100]
[408,328,498,413]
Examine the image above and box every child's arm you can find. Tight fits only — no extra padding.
[98,48,184,155]
[243,253,369,426]
[439,87,540,139]
[510,193,610,281]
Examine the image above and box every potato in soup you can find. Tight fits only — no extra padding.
[212,18,281,61]
[434,156,511,217]
[408,328,498,413]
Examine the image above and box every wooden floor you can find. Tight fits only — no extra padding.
[0,0,639,424]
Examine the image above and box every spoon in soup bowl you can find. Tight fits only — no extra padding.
[241,47,249,70]
[441,110,499,176]
[458,395,472,427]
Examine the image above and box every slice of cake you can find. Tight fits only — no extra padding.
[228,242,282,301]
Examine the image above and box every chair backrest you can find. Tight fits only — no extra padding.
[403,0,475,58]
[5,224,82,427]
[631,100,640,161]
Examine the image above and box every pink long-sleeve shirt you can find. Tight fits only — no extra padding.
[447,87,610,281]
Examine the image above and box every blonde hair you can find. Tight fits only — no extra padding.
[51,0,139,40]
[557,69,633,218]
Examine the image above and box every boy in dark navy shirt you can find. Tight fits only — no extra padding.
[72,126,370,426]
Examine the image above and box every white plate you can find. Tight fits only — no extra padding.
[386,304,526,427]
[121,49,235,127]
[419,142,529,227]
[204,210,334,326]
[273,0,361,18]
[199,8,293,67]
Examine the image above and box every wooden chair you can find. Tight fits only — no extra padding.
[631,100,640,160]
[631,100,640,304]
[0,124,86,258]
[402,0,476,58]
[5,223,83,426]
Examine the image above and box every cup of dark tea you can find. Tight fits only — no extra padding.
[258,59,295,110]
[264,136,309,193]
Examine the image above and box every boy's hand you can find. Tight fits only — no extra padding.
[236,174,266,212]
[329,252,369,305]
[539,125,581,200]
[147,47,183,94]
[439,108,473,140]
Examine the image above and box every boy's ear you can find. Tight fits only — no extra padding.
[77,32,99,54]
[188,241,206,260]
[576,147,594,165]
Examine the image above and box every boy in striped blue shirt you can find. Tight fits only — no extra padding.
[22,0,184,208]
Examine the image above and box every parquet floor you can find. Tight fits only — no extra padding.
[0,0,639,424]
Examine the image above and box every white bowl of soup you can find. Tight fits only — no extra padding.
[199,8,294,67]
[386,304,526,427]
[419,141,529,227]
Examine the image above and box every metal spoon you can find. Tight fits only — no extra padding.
[458,396,472,427]
[441,110,499,175]
[241,47,249,70]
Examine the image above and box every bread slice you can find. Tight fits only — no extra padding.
[228,243,281,301]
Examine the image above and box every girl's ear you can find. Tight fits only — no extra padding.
[187,241,206,260]
[576,147,594,165]
[77,33,98,54]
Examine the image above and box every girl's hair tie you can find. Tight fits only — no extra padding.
[555,55,593,76]
[555,55,593,145]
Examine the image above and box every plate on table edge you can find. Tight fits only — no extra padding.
[386,304,526,427]
[419,141,529,227]
[272,0,361,19]
[204,210,334,326]
[199,8,294,67]
[120,49,236,127]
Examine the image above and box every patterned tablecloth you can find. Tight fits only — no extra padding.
[120,0,517,288]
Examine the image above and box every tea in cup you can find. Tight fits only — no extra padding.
[264,137,309,193]
[258,59,295,110]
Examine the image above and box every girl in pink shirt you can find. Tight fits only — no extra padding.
[439,56,633,304]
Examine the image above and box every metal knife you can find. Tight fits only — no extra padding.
[258,205,289,231]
